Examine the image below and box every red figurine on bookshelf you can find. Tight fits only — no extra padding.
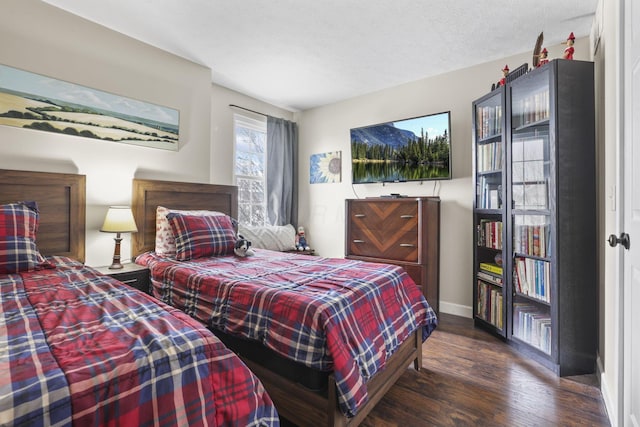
[563,32,575,60]
[538,48,549,67]
[499,65,509,86]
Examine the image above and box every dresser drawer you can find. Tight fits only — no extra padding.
[348,227,418,261]
[349,201,418,231]
[348,200,419,261]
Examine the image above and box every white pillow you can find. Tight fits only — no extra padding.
[155,205,225,256]
[237,224,296,251]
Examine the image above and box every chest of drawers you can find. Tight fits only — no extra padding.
[345,197,440,312]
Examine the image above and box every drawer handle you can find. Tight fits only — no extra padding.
[353,239,365,243]
[399,243,415,247]
[120,279,137,284]
[354,214,366,218]
[400,215,414,219]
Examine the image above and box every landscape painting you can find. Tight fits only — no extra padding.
[0,64,179,150]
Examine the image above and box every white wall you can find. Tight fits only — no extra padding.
[297,38,590,316]
[0,0,213,266]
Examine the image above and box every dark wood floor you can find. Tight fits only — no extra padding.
[358,313,610,426]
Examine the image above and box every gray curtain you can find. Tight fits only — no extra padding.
[266,116,298,226]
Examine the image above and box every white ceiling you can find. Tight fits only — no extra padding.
[42,0,598,112]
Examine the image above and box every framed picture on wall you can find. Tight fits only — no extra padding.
[0,64,180,151]
[310,151,342,184]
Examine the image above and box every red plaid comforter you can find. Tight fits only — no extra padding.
[136,250,438,417]
[0,256,278,427]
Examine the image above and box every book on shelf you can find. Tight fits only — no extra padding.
[514,258,525,293]
[476,280,504,329]
[479,262,503,275]
[477,177,502,209]
[477,140,503,173]
[513,257,550,302]
[478,219,503,249]
[476,104,503,140]
[489,190,499,209]
[517,90,550,126]
[514,305,551,354]
[514,223,549,257]
[477,270,503,286]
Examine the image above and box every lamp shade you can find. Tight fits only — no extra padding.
[100,206,138,233]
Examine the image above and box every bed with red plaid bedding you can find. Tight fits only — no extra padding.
[0,256,279,427]
[135,250,438,418]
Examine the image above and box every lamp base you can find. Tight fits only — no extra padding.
[109,233,124,270]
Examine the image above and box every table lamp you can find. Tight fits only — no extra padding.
[100,206,138,269]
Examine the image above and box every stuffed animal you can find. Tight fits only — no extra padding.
[234,234,255,257]
[295,226,311,251]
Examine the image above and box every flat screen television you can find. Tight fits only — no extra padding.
[350,111,451,184]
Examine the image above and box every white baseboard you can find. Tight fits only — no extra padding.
[597,354,617,427]
[439,301,472,318]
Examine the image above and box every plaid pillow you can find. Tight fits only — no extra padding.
[167,213,236,260]
[0,201,48,274]
[155,206,226,257]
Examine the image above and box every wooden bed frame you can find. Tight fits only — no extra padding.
[131,178,238,256]
[0,169,86,262]
[130,178,423,427]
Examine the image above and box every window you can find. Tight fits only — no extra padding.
[234,114,267,226]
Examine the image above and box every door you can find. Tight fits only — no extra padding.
[623,0,640,425]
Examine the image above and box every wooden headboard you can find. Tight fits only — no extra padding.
[0,169,86,262]
[131,178,238,258]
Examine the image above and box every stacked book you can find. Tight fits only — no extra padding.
[513,257,550,303]
[479,262,503,276]
[513,303,551,354]
[476,280,503,329]
[476,104,503,140]
[477,220,503,250]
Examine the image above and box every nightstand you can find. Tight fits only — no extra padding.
[284,249,316,256]
[93,262,151,294]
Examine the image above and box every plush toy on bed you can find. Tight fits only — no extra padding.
[295,226,311,251]
[234,235,255,257]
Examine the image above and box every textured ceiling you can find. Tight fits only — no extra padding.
[42,0,597,112]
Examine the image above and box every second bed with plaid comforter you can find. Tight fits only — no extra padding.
[0,256,278,427]
[136,250,438,418]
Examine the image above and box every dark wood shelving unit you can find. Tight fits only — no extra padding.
[472,59,597,375]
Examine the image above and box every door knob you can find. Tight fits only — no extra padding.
[608,232,630,250]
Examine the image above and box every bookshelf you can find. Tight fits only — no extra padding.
[472,59,597,376]
[472,86,507,335]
